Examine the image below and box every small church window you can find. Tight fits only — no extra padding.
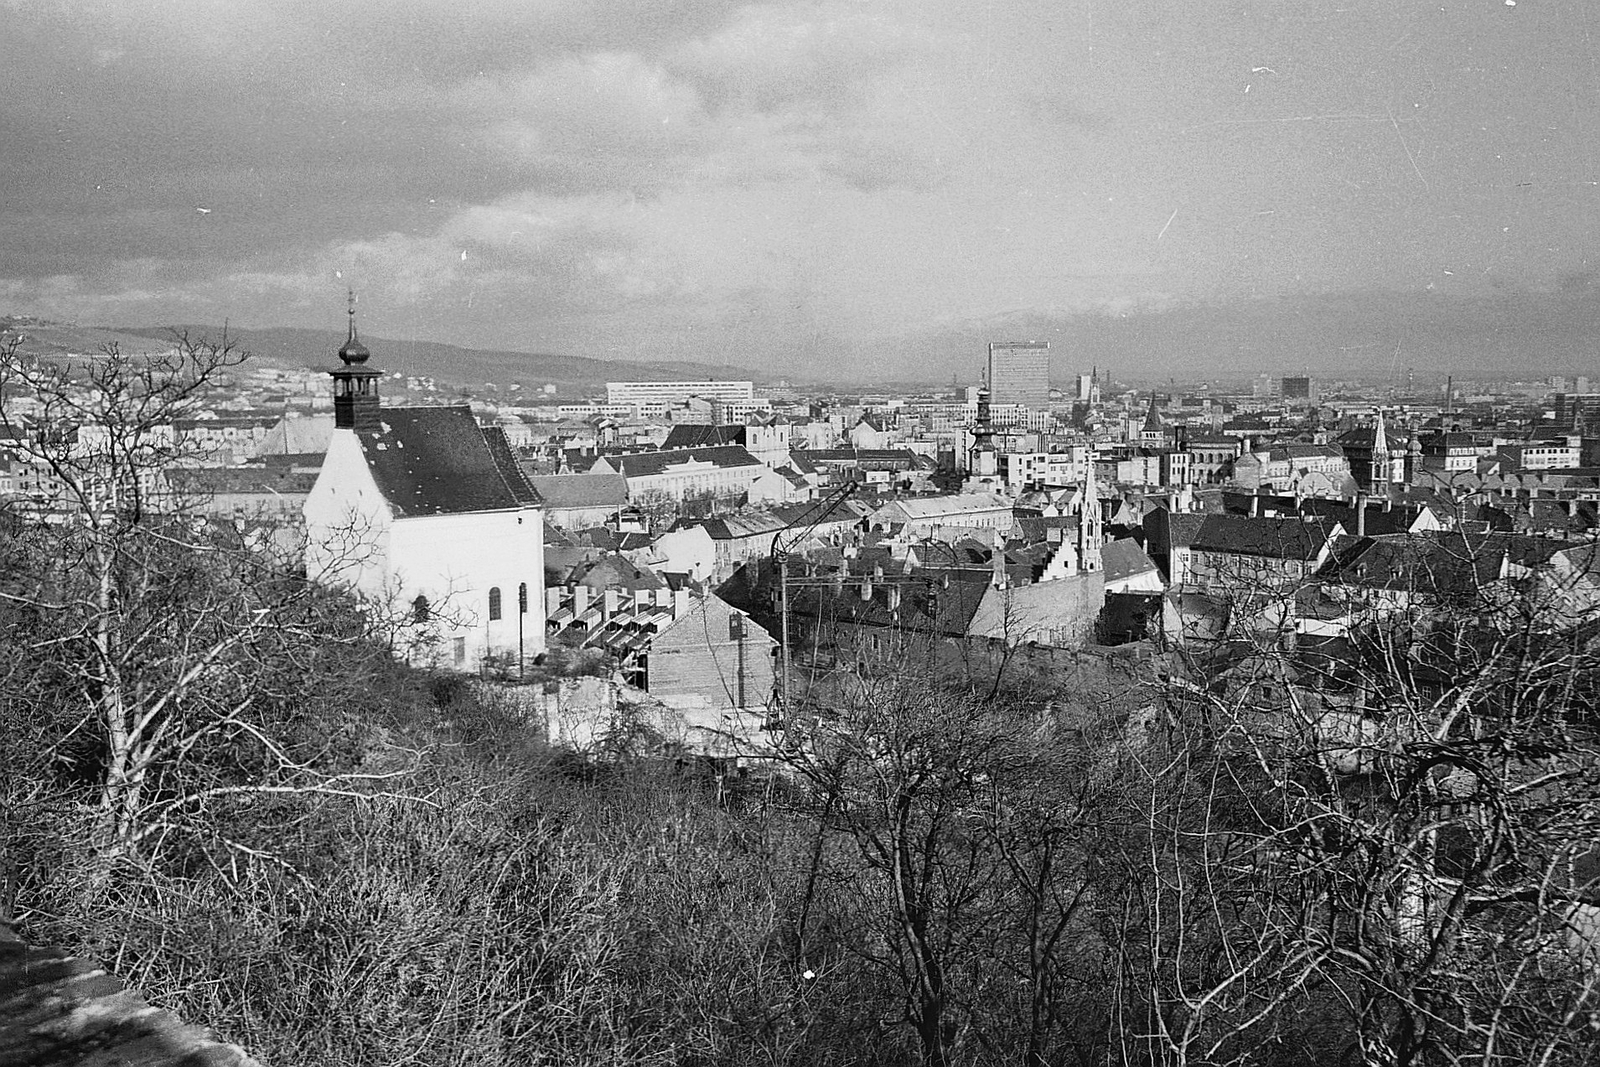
[412,595,430,623]
[489,586,503,621]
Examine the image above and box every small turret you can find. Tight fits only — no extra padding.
[331,290,381,431]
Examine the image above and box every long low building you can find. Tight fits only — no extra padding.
[589,446,765,502]
[606,380,754,405]
[526,471,628,530]
[870,492,1016,537]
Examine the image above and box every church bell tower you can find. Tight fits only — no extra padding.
[332,291,381,432]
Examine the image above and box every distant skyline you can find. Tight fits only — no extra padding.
[3,1,1599,378]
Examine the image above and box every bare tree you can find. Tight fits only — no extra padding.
[1116,529,1600,1067]
[0,335,411,878]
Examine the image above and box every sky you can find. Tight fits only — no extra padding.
[3,0,1598,378]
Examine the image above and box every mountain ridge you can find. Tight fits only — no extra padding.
[1,317,785,396]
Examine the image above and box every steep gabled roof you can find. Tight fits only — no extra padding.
[358,406,540,517]
[1102,539,1161,583]
[1141,395,1163,434]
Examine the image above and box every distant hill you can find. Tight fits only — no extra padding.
[867,288,1600,385]
[2,317,780,397]
[112,325,775,397]
[0,316,204,363]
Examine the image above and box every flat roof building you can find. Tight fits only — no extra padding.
[606,380,755,405]
[987,341,1050,411]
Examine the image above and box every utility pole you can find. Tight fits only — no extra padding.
[769,482,858,725]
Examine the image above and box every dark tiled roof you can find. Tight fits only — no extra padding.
[1102,538,1160,583]
[662,424,744,450]
[527,472,628,509]
[1271,443,1344,461]
[1167,513,1208,548]
[789,449,931,470]
[1323,533,1504,594]
[604,445,762,478]
[359,406,541,517]
[1335,426,1408,450]
[168,466,319,495]
[791,570,989,638]
[1221,493,1428,537]
[481,426,541,506]
[1191,514,1338,560]
[574,553,668,592]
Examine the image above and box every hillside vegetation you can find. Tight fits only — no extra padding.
[2,336,1597,1066]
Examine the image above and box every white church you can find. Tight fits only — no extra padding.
[303,301,546,670]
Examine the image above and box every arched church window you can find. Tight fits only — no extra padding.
[412,595,430,623]
[488,586,503,621]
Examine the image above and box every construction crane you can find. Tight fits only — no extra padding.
[768,480,859,721]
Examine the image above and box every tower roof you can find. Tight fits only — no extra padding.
[1141,392,1163,433]
[338,290,370,365]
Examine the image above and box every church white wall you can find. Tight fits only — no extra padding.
[386,508,546,668]
[304,429,547,670]
[303,429,393,593]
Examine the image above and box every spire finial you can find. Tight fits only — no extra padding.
[347,288,359,343]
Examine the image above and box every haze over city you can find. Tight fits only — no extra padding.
[4,0,1599,380]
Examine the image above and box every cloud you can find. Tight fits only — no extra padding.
[671,2,918,115]
[466,53,714,195]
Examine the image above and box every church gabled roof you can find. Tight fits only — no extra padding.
[358,406,541,517]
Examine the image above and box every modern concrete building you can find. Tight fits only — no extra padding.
[987,341,1050,411]
[606,380,755,406]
